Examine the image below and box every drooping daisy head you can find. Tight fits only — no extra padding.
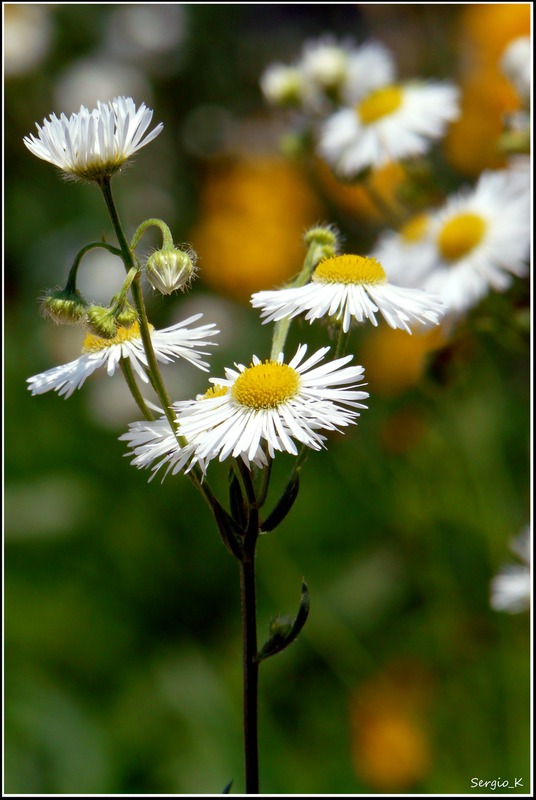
[23,96,163,182]
[27,315,218,399]
[416,170,530,317]
[318,81,460,177]
[251,254,445,334]
[144,346,370,472]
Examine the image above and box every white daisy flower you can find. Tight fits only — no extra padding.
[120,411,201,481]
[27,315,218,399]
[318,81,460,177]
[171,346,369,470]
[121,388,271,481]
[251,254,445,334]
[490,527,531,614]
[23,96,163,181]
[416,170,530,317]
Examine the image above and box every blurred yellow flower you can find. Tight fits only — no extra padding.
[350,660,434,791]
[360,325,448,397]
[190,157,322,301]
[445,3,531,176]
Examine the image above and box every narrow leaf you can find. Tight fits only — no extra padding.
[260,474,300,532]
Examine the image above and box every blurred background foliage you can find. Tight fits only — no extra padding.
[4,3,531,795]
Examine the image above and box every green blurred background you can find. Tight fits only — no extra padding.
[4,4,531,795]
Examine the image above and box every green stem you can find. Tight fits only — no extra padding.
[130,218,174,251]
[240,556,259,794]
[66,241,123,293]
[120,359,155,421]
[98,177,176,432]
[362,176,405,228]
[334,325,351,360]
[270,241,327,361]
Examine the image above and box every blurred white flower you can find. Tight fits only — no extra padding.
[260,63,317,109]
[373,170,530,319]
[490,527,531,613]
[4,4,52,76]
[500,36,531,104]
[318,81,459,177]
[299,37,395,104]
[417,170,530,318]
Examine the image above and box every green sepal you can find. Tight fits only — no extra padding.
[257,580,310,662]
[260,474,300,532]
[229,468,248,530]
[211,499,245,560]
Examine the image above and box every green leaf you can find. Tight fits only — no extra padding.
[260,474,300,532]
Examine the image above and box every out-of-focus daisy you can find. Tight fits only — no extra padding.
[318,81,460,177]
[251,254,445,334]
[27,315,218,399]
[417,170,529,316]
[372,213,433,288]
[500,36,531,104]
[171,346,368,469]
[374,170,530,317]
[299,37,395,104]
[490,527,531,613]
[23,96,163,182]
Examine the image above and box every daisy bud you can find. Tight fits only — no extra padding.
[86,305,119,339]
[304,224,341,258]
[115,301,138,328]
[40,286,89,325]
[260,63,308,107]
[146,246,196,295]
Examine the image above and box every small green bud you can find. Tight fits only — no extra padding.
[115,301,138,328]
[86,305,118,339]
[268,614,293,642]
[304,224,341,259]
[40,287,89,325]
[146,246,196,295]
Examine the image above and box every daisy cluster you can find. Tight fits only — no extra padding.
[260,35,460,176]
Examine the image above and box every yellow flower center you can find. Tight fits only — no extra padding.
[357,85,403,125]
[231,361,300,409]
[400,213,429,243]
[437,212,487,262]
[202,385,228,399]
[313,254,387,285]
[81,321,149,353]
